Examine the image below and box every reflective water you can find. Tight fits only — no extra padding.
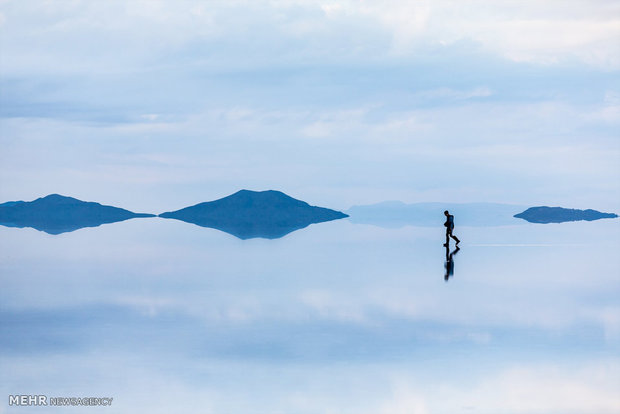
[1,218,619,413]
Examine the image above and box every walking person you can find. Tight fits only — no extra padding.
[443,210,460,247]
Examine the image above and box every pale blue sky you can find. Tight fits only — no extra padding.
[1,0,618,212]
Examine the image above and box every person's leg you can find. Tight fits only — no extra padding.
[451,232,460,244]
[444,231,449,247]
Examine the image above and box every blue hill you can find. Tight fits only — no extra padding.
[0,194,155,234]
[159,190,348,239]
[514,207,618,223]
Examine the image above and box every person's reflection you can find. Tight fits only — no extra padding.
[444,244,460,281]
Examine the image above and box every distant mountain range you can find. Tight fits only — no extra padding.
[159,190,348,239]
[1,193,615,237]
[0,194,154,235]
[514,207,618,223]
[346,201,527,227]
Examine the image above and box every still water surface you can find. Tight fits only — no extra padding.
[1,218,619,413]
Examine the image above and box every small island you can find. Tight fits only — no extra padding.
[514,206,618,224]
[0,194,155,234]
[159,189,348,239]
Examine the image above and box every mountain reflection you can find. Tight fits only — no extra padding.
[0,194,154,235]
[162,217,318,240]
[158,190,348,240]
[0,220,146,235]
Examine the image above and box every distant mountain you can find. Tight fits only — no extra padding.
[159,190,348,239]
[514,207,618,224]
[346,201,526,228]
[0,194,155,235]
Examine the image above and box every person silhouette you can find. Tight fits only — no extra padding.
[443,210,460,247]
[444,244,460,281]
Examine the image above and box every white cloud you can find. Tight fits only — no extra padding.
[378,382,430,414]
[414,87,494,100]
[1,0,618,73]
[311,0,620,67]
[301,289,368,323]
[452,18,620,68]
[446,363,620,414]
[373,361,620,414]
